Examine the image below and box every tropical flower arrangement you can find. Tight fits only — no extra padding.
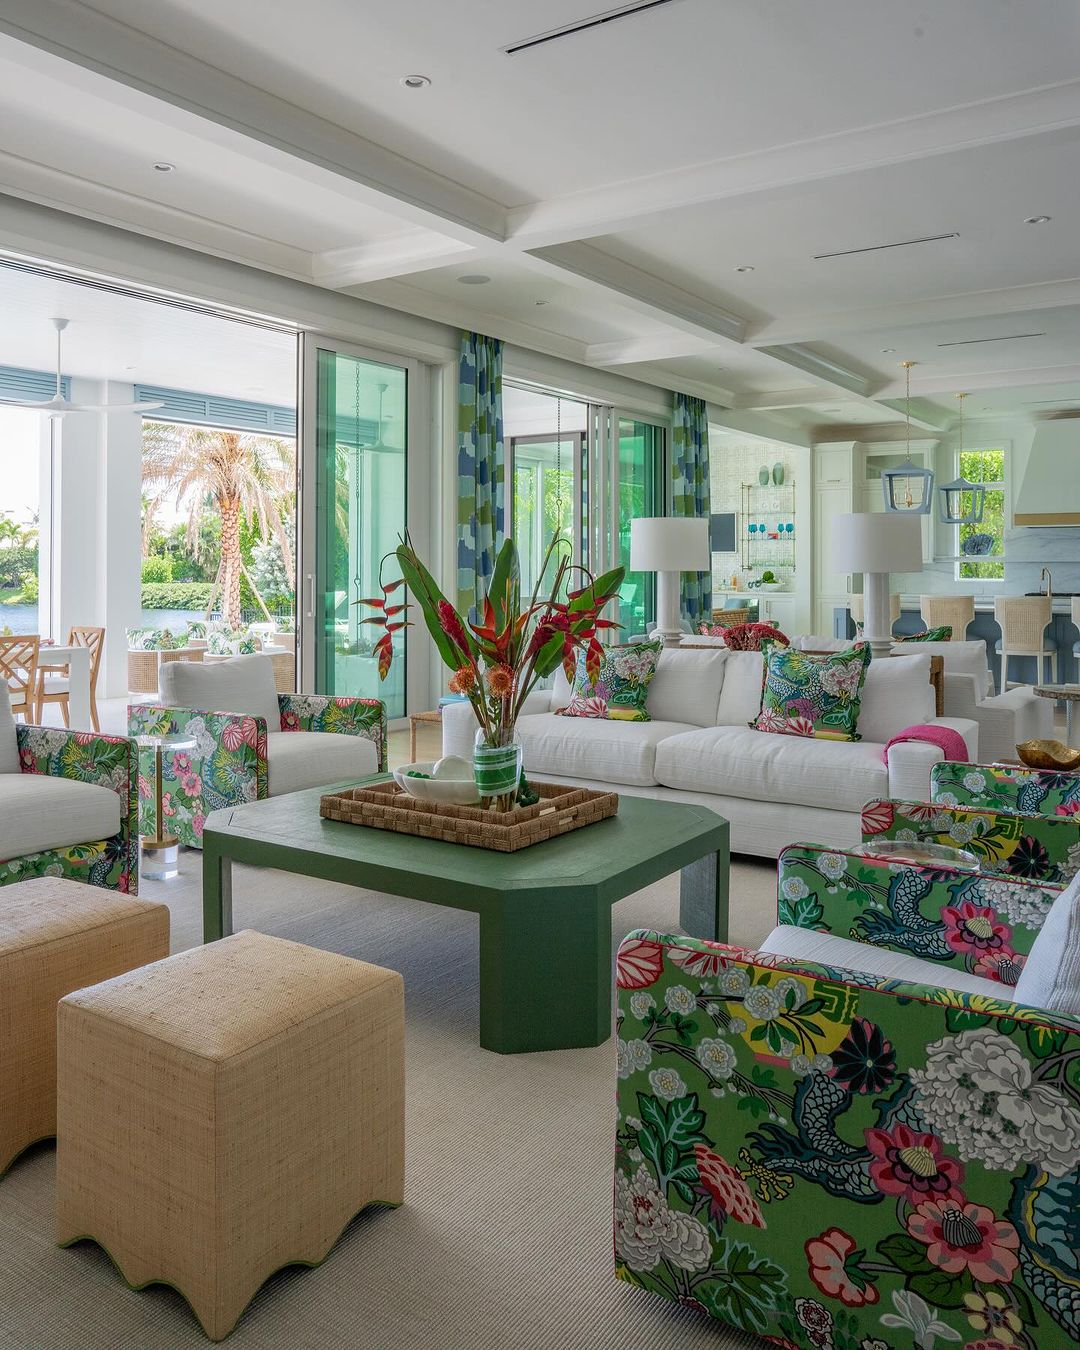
[360,534,624,809]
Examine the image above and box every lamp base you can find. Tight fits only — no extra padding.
[651,570,683,648]
[861,571,894,659]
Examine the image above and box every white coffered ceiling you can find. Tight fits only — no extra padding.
[0,0,1078,437]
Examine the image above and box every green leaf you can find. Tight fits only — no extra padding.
[697,1242,787,1334]
[488,538,519,636]
[395,547,471,669]
[876,1233,935,1276]
[944,1007,992,1033]
[532,631,569,678]
[1026,1023,1068,1059]
[666,1093,707,1149]
[907,1266,974,1310]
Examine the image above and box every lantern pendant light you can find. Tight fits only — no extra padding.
[938,392,986,525]
[882,359,935,514]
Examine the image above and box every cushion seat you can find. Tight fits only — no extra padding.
[995,638,1055,654]
[267,731,379,796]
[654,725,889,811]
[514,712,698,787]
[39,673,70,694]
[759,924,1007,999]
[0,774,121,859]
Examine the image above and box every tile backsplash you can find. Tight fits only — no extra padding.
[1004,526,1080,593]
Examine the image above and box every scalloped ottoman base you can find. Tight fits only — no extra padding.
[56,930,405,1341]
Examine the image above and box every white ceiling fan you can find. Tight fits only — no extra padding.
[10,318,164,416]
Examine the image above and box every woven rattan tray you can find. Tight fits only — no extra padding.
[319,780,619,852]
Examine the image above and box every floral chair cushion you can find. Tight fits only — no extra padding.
[206,627,257,655]
[615,921,1080,1349]
[899,625,953,643]
[126,627,182,651]
[557,640,662,722]
[751,641,871,741]
[932,761,1080,817]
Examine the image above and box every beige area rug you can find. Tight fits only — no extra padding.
[0,850,778,1350]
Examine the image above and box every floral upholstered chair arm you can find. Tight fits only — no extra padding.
[16,724,139,837]
[777,843,1061,990]
[614,928,1080,1349]
[862,797,1080,886]
[127,704,269,843]
[277,694,387,772]
[932,760,1080,816]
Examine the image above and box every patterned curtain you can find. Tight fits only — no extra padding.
[671,392,712,624]
[457,331,505,617]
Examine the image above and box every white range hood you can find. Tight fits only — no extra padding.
[1014,417,1080,526]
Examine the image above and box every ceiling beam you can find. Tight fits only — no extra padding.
[311,237,479,288]
[584,333,728,367]
[876,363,1080,399]
[731,387,851,411]
[755,344,872,398]
[506,80,1080,249]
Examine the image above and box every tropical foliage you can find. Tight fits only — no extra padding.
[141,423,295,628]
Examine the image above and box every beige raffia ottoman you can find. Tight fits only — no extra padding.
[56,929,405,1341]
[0,877,169,1178]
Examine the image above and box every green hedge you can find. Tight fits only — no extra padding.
[0,546,37,589]
[140,582,215,610]
[141,556,173,584]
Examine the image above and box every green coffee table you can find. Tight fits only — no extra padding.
[201,781,730,1054]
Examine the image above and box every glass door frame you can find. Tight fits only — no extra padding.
[298,333,431,723]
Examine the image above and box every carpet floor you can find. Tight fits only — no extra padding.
[0,849,778,1350]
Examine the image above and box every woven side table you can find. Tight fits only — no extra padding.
[56,930,405,1341]
[0,877,169,1178]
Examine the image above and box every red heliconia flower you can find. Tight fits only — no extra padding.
[437,600,470,654]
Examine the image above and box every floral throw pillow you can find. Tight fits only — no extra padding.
[751,641,872,741]
[899,625,953,643]
[557,640,662,722]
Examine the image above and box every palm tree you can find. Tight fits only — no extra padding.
[141,423,295,629]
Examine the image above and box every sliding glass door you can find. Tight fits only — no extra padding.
[617,418,664,637]
[509,433,580,595]
[301,338,425,720]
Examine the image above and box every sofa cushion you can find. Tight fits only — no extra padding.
[645,647,727,726]
[857,653,936,743]
[560,640,662,721]
[267,731,378,797]
[654,725,889,811]
[715,651,765,726]
[1013,871,1080,1014]
[0,774,121,859]
[0,685,18,775]
[159,654,281,728]
[515,712,697,787]
[752,642,871,741]
[759,925,1005,998]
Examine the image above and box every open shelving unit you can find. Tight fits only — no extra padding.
[739,481,796,574]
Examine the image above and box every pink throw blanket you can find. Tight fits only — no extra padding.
[882,723,969,766]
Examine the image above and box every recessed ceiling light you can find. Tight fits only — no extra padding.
[457,274,491,285]
[733,265,755,273]
[881,347,896,354]
[400,74,431,89]
[152,161,175,173]
[534,299,548,306]
[1024,215,1051,225]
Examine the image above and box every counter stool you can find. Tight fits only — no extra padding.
[849,593,900,629]
[919,595,974,640]
[994,595,1058,692]
[0,877,169,1177]
[56,930,405,1341]
[1072,597,1080,672]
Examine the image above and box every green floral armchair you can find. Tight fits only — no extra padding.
[128,694,386,848]
[4,726,139,893]
[615,847,1080,1348]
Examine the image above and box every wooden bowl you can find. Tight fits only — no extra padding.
[1015,739,1080,771]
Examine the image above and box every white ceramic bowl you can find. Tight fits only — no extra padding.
[392,757,481,805]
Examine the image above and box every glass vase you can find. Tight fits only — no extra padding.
[473,729,523,812]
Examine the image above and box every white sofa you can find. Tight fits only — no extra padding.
[793,636,1052,764]
[442,647,978,857]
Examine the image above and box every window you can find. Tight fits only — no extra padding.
[617,418,664,636]
[956,448,1005,580]
[510,433,578,596]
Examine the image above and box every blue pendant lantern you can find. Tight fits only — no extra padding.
[882,360,934,515]
[938,393,986,524]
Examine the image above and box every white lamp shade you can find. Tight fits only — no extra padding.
[629,516,709,572]
[831,513,922,574]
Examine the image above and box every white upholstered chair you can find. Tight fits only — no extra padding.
[919,595,975,640]
[994,595,1058,692]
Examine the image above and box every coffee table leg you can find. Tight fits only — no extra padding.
[478,892,609,1054]
[679,830,731,942]
[202,845,233,943]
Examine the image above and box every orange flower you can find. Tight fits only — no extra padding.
[448,667,476,695]
[485,664,515,698]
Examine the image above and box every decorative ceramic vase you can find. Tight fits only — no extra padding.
[473,730,523,809]
[758,466,770,485]
[772,462,785,485]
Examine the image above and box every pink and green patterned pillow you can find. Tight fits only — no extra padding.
[899,625,952,642]
[557,640,662,722]
[751,640,871,741]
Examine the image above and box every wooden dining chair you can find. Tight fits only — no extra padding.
[36,625,105,731]
[0,635,40,722]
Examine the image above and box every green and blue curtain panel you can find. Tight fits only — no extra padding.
[672,392,711,624]
[457,331,505,617]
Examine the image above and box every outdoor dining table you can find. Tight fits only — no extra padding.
[40,643,93,729]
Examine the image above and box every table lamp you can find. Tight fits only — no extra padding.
[629,517,710,647]
[832,513,922,657]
